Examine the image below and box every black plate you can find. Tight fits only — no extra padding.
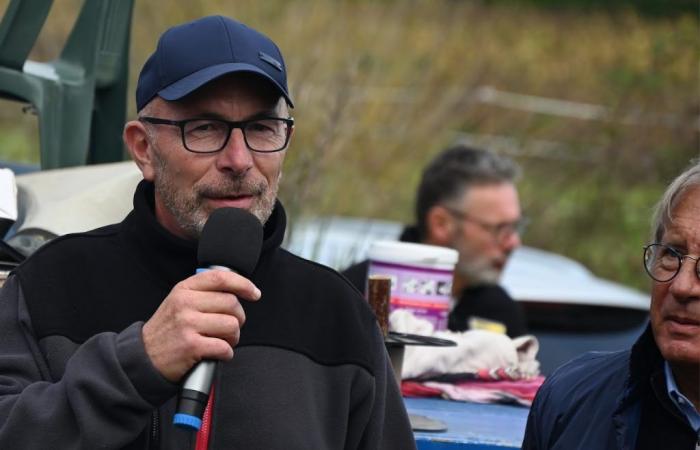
[385,332,457,347]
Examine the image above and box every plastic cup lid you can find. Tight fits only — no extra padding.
[368,240,458,269]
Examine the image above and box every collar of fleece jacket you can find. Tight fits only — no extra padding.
[124,180,287,289]
[16,179,287,342]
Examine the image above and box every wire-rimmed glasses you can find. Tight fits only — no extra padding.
[643,243,700,282]
[443,206,529,242]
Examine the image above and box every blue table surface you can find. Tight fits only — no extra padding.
[404,397,529,449]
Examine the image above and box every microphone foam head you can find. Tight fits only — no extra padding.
[197,208,263,275]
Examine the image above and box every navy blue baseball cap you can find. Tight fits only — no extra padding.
[136,16,293,111]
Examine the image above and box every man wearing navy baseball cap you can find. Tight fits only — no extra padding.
[0,16,416,449]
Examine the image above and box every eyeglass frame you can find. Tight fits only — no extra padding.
[442,206,529,241]
[138,116,294,154]
[643,243,700,282]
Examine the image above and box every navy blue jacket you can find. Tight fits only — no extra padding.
[522,324,698,450]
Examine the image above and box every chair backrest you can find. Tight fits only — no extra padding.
[0,0,135,168]
[94,1,135,88]
[57,0,133,83]
[77,0,135,164]
[0,0,53,70]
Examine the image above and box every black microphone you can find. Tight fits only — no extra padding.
[173,207,263,431]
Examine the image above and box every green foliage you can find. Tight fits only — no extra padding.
[486,0,698,17]
[0,0,697,292]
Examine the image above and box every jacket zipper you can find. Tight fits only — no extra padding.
[150,409,160,450]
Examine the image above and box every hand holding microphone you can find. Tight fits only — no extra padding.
[141,208,263,430]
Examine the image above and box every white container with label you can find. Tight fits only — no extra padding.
[367,241,458,331]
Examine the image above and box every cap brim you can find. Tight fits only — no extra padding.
[158,63,294,108]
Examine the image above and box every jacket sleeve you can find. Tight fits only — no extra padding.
[0,275,177,449]
[521,386,545,450]
[522,369,563,450]
[353,323,417,450]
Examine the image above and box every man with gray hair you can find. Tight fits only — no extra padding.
[344,145,528,337]
[522,160,700,449]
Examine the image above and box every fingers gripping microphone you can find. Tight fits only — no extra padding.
[173,208,263,430]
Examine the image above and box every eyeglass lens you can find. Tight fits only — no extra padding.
[644,243,700,282]
[494,218,528,240]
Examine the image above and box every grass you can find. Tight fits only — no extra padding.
[0,0,697,291]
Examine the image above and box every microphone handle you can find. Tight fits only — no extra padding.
[173,265,233,431]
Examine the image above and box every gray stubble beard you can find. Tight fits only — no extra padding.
[454,256,502,286]
[151,150,279,240]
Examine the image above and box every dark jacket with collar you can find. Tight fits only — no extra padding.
[0,181,415,450]
[522,324,698,450]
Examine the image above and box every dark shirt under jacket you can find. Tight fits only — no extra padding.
[448,284,527,338]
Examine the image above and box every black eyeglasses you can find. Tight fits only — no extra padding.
[444,206,529,242]
[643,243,700,282]
[139,116,294,153]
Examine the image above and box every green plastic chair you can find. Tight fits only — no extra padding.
[0,0,134,169]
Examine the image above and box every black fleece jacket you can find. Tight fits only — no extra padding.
[0,180,416,450]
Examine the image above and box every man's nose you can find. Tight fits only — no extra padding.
[216,128,254,173]
[501,230,521,252]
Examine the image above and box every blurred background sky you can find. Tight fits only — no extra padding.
[0,0,698,292]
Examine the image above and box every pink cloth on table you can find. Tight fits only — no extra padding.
[402,376,545,407]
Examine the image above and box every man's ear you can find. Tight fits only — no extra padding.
[425,205,455,246]
[123,120,156,181]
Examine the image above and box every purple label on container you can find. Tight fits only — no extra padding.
[368,260,454,330]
